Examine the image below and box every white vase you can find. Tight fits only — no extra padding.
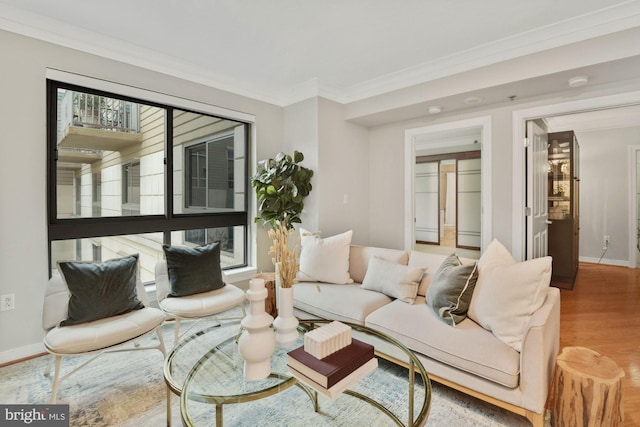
[274,262,282,312]
[238,278,275,380]
[273,285,299,348]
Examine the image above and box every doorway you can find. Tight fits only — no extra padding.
[405,116,491,258]
[513,92,640,268]
[631,145,640,268]
[415,152,481,251]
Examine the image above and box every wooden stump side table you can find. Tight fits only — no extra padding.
[252,272,278,318]
[552,346,625,427]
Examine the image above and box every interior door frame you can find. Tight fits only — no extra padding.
[512,90,640,263]
[629,145,640,268]
[404,116,492,252]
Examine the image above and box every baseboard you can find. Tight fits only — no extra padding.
[579,256,629,267]
[0,342,46,366]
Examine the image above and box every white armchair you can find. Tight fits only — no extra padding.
[42,260,166,404]
[154,260,246,347]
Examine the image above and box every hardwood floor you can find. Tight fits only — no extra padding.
[557,262,640,426]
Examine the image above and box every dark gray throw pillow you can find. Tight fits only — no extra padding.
[163,242,225,297]
[58,254,144,327]
[426,253,478,326]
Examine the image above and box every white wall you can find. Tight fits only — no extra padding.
[368,123,413,249]
[367,107,516,251]
[0,30,283,362]
[283,98,319,232]
[317,98,369,244]
[576,126,640,265]
[282,98,370,244]
[323,96,640,263]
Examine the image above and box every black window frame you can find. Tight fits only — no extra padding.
[47,79,250,274]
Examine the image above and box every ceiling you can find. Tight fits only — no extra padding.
[1,0,640,107]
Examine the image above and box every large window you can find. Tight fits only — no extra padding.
[48,79,251,279]
[184,133,235,210]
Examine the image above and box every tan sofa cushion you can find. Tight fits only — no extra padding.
[361,256,424,304]
[348,245,409,284]
[294,282,392,325]
[365,296,520,388]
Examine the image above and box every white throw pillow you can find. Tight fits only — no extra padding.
[361,256,424,304]
[468,239,552,351]
[297,229,354,284]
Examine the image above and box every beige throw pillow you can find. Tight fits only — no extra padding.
[361,256,424,304]
[297,229,353,284]
[468,239,552,352]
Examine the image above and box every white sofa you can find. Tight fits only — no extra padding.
[292,244,560,427]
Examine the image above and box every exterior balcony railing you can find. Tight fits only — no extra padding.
[57,90,142,153]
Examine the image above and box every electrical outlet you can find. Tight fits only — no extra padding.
[603,235,610,250]
[1,294,15,311]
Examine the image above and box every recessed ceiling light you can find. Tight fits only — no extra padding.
[428,106,442,114]
[464,96,483,105]
[568,76,589,87]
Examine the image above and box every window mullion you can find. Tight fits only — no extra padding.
[165,107,174,227]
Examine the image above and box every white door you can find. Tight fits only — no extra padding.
[415,162,440,244]
[458,158,482,249]
[526,120,549,259]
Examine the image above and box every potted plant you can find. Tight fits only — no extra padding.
[251,151,312,346]
[251,150,314,230]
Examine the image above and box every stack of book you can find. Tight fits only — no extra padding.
[287,321,377,399]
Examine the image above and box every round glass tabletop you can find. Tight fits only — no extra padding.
[164,319,431,426]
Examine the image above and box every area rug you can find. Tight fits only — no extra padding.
[0,318,548,426]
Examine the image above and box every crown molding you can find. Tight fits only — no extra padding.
[0,3,286,106]
[281,78,350,106]
[2,1,639,108]
[338,0,640,103]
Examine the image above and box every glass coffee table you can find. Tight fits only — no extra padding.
[164,319,431,426]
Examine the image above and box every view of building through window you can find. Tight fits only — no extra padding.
[49,83,249,281]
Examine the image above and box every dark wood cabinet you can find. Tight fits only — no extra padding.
[547,130,579,288]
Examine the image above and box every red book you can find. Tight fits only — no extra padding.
[287,338,374,388]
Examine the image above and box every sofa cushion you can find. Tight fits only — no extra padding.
[349,245,409,284]
[468,239,552,352]
[365,296,520,388]
[408,251,476,296]
[298,229,353,284]
[57,254,144,327]
[294,282,392,324]
[426,253,478,326]
[361,256,424,304]
[163,242,225,297]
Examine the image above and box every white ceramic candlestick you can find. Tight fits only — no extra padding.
[238,278,275,380]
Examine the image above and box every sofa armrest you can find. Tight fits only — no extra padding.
[519,287,561,413]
